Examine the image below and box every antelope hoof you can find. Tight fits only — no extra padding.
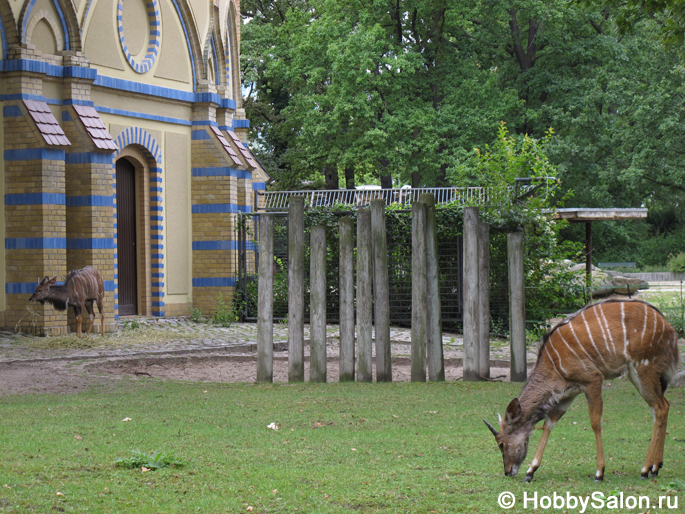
[650,467,660,478]
[522,474,534,483]
[594,476,604,482]
[640,472,649,480]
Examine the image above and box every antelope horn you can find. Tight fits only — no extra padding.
[483,419,499,437]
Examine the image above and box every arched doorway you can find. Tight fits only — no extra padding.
[116,157,138,315]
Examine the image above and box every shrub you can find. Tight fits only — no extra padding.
[667,252,685,274]
[212,293,236,327]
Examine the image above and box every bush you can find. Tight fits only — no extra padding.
[212,293,237,327]
[667,252,685,274]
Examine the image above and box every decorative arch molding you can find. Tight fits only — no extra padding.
[168,0,206,90]
[18,0,82,52]
[0,0,19,58]
[25,9,64,53]
[225,0,240,103]
[113,128,165,318]
[113,127,162,164]
[203,2,226,89]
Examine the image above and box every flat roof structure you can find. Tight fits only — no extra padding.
[550,208,648,222]
[548,208,649,286]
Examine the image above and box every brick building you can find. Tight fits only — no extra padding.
[0,0,268,334]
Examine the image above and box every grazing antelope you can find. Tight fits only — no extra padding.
[484,299,679,482]
[29,266,105,337]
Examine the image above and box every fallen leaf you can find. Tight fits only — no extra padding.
[272,489,278,494]
[141,467,150,472]
[122,417,132,422]
[267,422,280,431]
[56,492,64,496]
[75,435,82,440]
[247,507,254,512]
[351,448,356,451]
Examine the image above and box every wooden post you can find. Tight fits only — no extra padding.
[420,193,444,381]
[371,199,391,382]
[288,196,305,382]
[257,213,274,383]
[508,232,526,382]
[478,220,490,380]
[411,201,427,382]
[356,209,373,383]
[585,221,593,288]
[463,207,480,381]
[310,226,327,383]
[339,217,355,382]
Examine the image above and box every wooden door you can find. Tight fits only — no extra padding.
[116,158,138,315]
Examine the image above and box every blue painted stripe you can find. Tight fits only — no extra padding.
[192,277,237,288]
[192,167,251,179]
[152,244,164,250]
[5,193,65,205]
[104,280,115,292]
[152,273,164,278]
[3,105,22,117]
[252,182,266,190]
[66,195,114,207]
[233,119,251,128]
[95,106,191,126]
[152,302,165,307]
[65,152,114,164]
[66,238,116,249]
[152,311,165,317]
[152,291,164,297]
[191,130,211,140]
[5,237,66,249]
[5,148,65,161]
[192,204,252,214]
[152,263,164,268]
[192,240,241,251]
[5,282,39,294]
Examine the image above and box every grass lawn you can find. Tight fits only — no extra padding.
[1,378,685,513]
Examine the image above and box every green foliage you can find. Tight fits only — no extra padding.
[667,252,685,273]
[212,293,238,327]
[189,304,204,323]
[114,450,185,470]
[122,319,140,331]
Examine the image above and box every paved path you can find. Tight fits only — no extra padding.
[0,315,535,366]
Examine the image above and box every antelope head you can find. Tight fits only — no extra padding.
[29,277,56,304]
[483,398,530,477]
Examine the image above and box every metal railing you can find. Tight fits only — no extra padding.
[255,180,556,211]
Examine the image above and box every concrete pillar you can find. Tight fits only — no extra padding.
[508,232,527,382]
[339,217,355,382]
[411,201,427,382]
[356,209,373,383]
[257,214,274,382]
[463,207,480,381]
[420,193,444,381]
[310,226,327,383]
[478,221,491,379]
[371,200,391,382]
[288,196,305,382]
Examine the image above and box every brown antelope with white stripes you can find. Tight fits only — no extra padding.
[483,299,679,482]
[29,266,105,337]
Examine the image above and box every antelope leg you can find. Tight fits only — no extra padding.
[585,379,606,482]
[642,397,669,478]
[523,401,573,482]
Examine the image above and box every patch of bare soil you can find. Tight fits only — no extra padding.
[0,361,114,396]
[0,345,516,396]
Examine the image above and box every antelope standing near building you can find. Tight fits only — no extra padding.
[29,266,106,337]
[484,299,679,482]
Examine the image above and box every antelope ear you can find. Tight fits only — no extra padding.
[505,398,522,424]
[41,276,50,284]
[48,277,57,285]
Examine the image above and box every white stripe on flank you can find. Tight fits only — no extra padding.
[544,345,564,379]
[594,305,612,354]
[558,329,590,372]
[597,304,617,355]
[581,311,610,368]
[547,339,568,374]
[649,307,657,346]
[620,303,628,356]
[569,320,606,367]
[641,303,648,344]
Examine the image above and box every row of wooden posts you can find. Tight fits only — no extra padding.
[256,195,528,383]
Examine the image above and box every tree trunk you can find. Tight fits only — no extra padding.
[344,166,355,189]
[324,166,338,190]
[379,158,392,188]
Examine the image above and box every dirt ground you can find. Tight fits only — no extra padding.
[0,351,514,396]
